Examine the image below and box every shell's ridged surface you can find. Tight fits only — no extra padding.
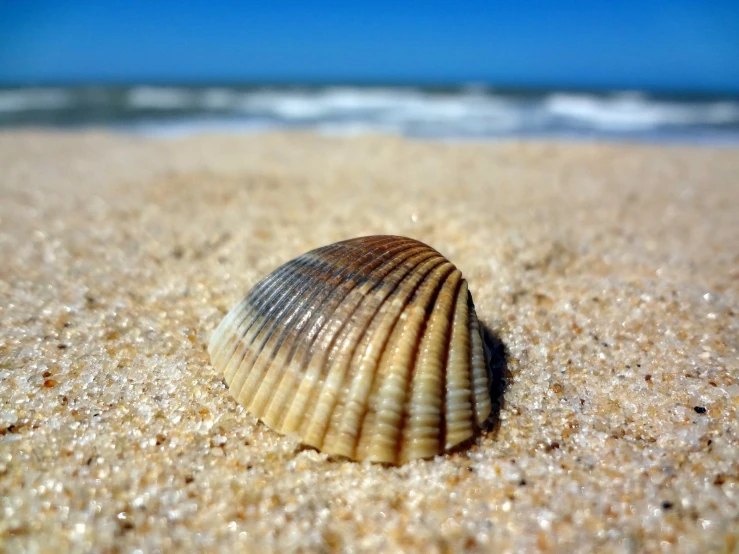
[209,236,492,465]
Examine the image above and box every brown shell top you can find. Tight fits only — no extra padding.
[208,236,492,465]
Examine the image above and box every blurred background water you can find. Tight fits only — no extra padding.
[2,85,739,143]
[1,2,738,143]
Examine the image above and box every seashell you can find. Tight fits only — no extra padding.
[209,236,492,465]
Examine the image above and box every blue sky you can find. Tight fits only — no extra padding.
[1,1,738,92]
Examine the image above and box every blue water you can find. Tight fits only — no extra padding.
[1,85,739,144]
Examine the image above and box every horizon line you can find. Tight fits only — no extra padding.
[1,78,739,98]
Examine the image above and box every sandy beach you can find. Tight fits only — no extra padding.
[0,131,737,552]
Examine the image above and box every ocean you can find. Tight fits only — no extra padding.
[1,85,739,143]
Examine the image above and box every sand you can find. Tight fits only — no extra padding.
[0,131,737,553]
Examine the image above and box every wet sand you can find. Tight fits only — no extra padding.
[0,131,737,552]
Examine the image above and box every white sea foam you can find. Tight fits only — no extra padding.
[227,88,533,136]
[544,93,739,130]
[0,88,73,112]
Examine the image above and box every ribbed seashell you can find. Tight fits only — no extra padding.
[209,236,492,465]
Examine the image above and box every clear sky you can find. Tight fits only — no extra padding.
[1,1,738,92]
